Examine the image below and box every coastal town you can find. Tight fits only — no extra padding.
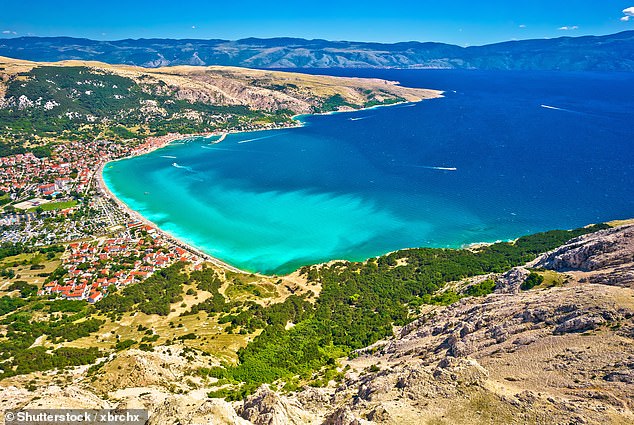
[39,228,201,302]
[0,134,208,302]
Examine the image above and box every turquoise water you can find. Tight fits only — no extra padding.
[103,70,634,274]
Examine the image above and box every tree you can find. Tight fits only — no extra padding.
[521,272,544,290]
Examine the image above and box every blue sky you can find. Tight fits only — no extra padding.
[1,1,633,45]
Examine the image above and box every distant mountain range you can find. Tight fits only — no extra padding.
[1,31,634,71]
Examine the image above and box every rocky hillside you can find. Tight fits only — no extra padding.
[1,223,632,424]
[0,56,440,144]
[532,224,634,288]
[1,31,634,71]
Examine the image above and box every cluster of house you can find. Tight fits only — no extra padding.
[0,137,166,201]
[2,135,217,302]
[0,152,46,194]
[38,224,203,303]
[0,135,188,201]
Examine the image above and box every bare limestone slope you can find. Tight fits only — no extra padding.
[0,56,442,116]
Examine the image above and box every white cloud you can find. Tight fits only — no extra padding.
[519,24,527,28]
[558,26,579,31]
[622,7,634,21]
[622,16,631,22]
[191,25,196,29]
[2,30,17,35]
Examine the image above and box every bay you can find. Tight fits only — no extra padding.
[103,70,634,274]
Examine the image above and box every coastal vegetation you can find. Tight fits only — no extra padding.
[0,243,63,262]
[0,297,103,378]
[0,223,608,385]
[95,262,187,317]
[203,223,609,398]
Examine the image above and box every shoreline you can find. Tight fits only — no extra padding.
[96,98,438,276]
[96,159,249,275]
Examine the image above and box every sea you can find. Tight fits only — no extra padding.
[103,70,634,275]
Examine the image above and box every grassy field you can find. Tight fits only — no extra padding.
[0,252,62,288]
[534,270,567,289]
[28,200,78,212]
[65,280,255,362]
[607,218,634,227]
[223,272,279,302]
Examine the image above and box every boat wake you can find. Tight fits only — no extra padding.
[161,155,177,159]
[172,162,195,172]
[541,104,612,120]
[238,134,279,144]
[420,165,458,171]
[541,104,565,111]
[201,145,259,153]
[401,164,458,171]
[540,104,580,113]
[349,116,373,121]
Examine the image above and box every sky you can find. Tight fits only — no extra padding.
[1,1,633,45]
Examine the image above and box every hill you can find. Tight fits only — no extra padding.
[0,56,440,148]
[1,31,634,71]
[2,221,633,424]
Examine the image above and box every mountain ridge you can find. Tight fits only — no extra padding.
[0,55,439,145]
[1,31,633,71]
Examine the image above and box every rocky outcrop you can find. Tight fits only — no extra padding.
[533,225,634,288]
[432,357,489,386]
[23,385,113,410]
[148,397,250,425]
[323,407,370,425]
[91,346,218,393]
[238,385,315,425]
[494,267,530,294]
[553,313,607,334]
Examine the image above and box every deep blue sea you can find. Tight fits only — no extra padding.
[103,70,634,274]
